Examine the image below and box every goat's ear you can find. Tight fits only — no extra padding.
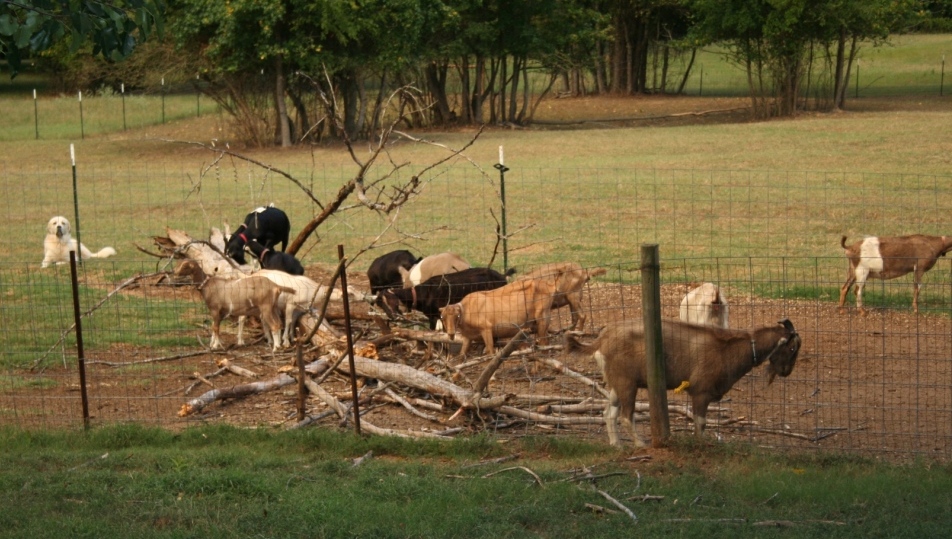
[779,319,795,332]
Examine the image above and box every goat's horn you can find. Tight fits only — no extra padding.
[778,318,795,332]
[776,337,788,346]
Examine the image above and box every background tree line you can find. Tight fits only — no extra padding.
[4,0,951,145]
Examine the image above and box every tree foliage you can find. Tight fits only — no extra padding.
[0,0,165,77]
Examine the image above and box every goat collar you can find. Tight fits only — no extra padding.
[259,248,270,263]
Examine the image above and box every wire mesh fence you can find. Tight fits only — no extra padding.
[2,162,952,462]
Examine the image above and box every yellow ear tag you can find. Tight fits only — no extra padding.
[674,380,691,394]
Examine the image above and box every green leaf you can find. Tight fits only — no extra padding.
[0,14,17,37]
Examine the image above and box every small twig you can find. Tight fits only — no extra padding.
[482,466,544,487]
[462,454,520,469]
[585,503,619,515]
[596,489,637,522]
[352,450,373,467]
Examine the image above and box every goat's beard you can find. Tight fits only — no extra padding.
[765,360,796,385]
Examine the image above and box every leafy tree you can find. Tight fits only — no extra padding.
[0,0,165,77]
[687,0,922,117]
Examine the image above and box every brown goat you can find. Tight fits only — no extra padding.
[839,235,952,315]
[516,262,606,331]
[565,319,801,447]
[439,277,557,357]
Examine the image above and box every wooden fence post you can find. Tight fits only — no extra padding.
[641,244,670,447]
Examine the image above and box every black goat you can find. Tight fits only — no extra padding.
[226,206,291,264]
[381,267,516,329]
[246,239,304,275]
[367,249,421,294]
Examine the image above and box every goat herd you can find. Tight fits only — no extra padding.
[86,205,952,446]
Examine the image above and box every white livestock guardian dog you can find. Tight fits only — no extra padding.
[42,216,116,268]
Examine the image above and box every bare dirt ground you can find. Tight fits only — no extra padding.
[8,259,952,462]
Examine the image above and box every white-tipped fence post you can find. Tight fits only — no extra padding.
[121,83,127,131]
[78,91,84,139]
[33,89,39,140]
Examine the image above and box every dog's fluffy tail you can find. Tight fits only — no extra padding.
[89,247,117,259]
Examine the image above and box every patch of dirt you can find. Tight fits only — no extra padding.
[7,262,951,462]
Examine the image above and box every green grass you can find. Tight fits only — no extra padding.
[0,263,201,369]
[0,424,949,538]
[0,92,215,141]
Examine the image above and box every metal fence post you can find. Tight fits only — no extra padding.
[495,146,510,274]
[33,89,39,140]
[69,250,91,429]
[78,91,84,140]
[70,144,82,267]
[338,244,361,436]
[641,244,670,447]
[121,83,127,131]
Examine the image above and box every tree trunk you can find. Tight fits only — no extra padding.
[507,56,521,123]
[497,56,507,124]
[274,54,292,147]
[610,17,627,93]
[426,61,452,124]
[336,70,360,140]
[472,56,486,124]
[676,48,697,95]
[459,55,472,123]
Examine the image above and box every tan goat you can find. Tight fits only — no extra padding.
[516,262,606,331]
[839,234,952,314]
[566,319,801,447]
[182,262,294,351]
[439,277,557,357]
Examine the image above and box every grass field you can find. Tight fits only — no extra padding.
[1,424,950,539]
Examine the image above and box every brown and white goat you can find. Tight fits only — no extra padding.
[679,282,729,328]
[400,252,471,288]
[838,234,952,314]
[182,262,294,351]
[516,262,606,331]
[565,319,801,447]
[439,277,557,357]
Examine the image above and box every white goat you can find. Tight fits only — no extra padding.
[679,282,729,328]
[839,234,952,314]
[566,319,801,447]
[253,269,343,348]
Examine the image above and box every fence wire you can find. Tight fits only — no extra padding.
[2,163,952,462]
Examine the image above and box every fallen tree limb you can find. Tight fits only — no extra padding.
[87,349,210,367]
[178,373,295,416]
[532,357,609,398]
[302,377,451,440]
[496,406,604,426]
